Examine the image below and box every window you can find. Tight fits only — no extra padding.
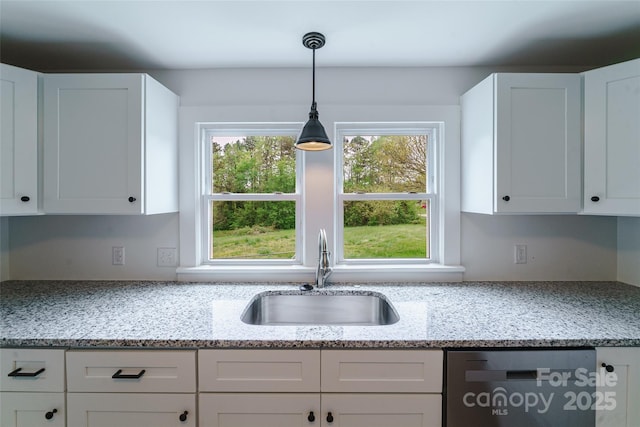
[202,124,302,264]
[179,106,462,282]
[336,123,437,264]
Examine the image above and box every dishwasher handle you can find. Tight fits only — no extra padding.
[506,370,538,380]
[466,369,541,382]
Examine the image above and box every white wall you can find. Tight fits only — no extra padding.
[5,65,621,282]
[8,214,178,280]
[461,214,617,281]
[618,217,640,286]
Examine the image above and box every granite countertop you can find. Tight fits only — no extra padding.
[1,280,639,349]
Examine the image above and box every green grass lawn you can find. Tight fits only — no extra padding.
[212,222,427,259]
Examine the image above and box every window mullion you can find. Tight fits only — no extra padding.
[209,193,299,202]
[340,192,430,201]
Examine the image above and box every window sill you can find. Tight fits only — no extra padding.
[176,264,465,283]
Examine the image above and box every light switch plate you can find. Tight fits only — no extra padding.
[514,244,527,264]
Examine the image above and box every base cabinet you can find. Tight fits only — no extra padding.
[0,349,66,427]
[322,394,441,427]
[198,349,443,427]
[199,393,440,427]
[67,393,195,427]
[65,350,196,427]
[596,347,640,427]
[199,393,319,427]
[0,392,65,427]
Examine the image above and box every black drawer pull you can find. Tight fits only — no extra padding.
[308,411,316,422]
[7,367,45,377]
[20,196,30,202]
[326,412,334,423]
[128,196,137,203]
[502,195,510,202]
[591,196,600,202]
[45,409,58,420]
[179,410,188,422]
[112,369,146,379]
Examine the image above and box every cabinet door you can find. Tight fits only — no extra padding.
[0,64,38,215]
[199,393,320,427]
[0,392,65,427]
[584,59,640,216]
[494,73,581,213]
[596,347,640,427]
[67,393,195,427]
[43,73,144,214]
[321,394,441,427]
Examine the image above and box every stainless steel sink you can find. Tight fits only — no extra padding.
[241,291,400,326]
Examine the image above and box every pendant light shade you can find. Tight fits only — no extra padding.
[296,32,332,151]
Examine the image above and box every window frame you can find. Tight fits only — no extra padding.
[334,122,440,265]
[177,105,463,282]
[200,123,304,266]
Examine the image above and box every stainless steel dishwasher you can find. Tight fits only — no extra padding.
[446,349,596,427]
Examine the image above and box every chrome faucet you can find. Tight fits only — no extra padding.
[315,228,332,288]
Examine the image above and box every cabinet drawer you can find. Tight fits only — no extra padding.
[0,392,65,427]
[321,350,443,393]
[0,349,65,392]
[67,393,195,427]
[66,350,196,393]
[199,349,320,392]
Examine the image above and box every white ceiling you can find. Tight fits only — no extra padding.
[1,0,639,71]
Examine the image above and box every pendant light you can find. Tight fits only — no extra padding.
[295,32,332,151]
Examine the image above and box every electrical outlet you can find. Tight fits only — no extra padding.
[514,244,527,264]
[157,247,177,267]
[112,246,125,265]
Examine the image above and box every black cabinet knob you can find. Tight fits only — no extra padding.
[502,195,510,202]
[601,362,614,373]
[326,412,334,423]
[308,411,315,422]
[128,196,137,203]
[45,409,58,420]
[591,196,600,202]
[179,411,188,422]
[20,196,30,202]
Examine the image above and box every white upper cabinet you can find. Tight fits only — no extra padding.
[583,59,640,216]
[461,73,581,214]
[43,73,179,214]
[0,64,39,216]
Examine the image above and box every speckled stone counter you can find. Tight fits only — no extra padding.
[1,281,639,349]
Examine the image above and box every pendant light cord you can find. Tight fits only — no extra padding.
[312,47,317,111]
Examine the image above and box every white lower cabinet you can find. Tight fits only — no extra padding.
[199,393,440,427]
[65,350,196,427]
[198,349,443,427]
[67,393,195,427]
[0,392,65,427]
[322,394,441,427]
[199,393,319,427]
[0,349,66,427]
[596,347,640,427]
